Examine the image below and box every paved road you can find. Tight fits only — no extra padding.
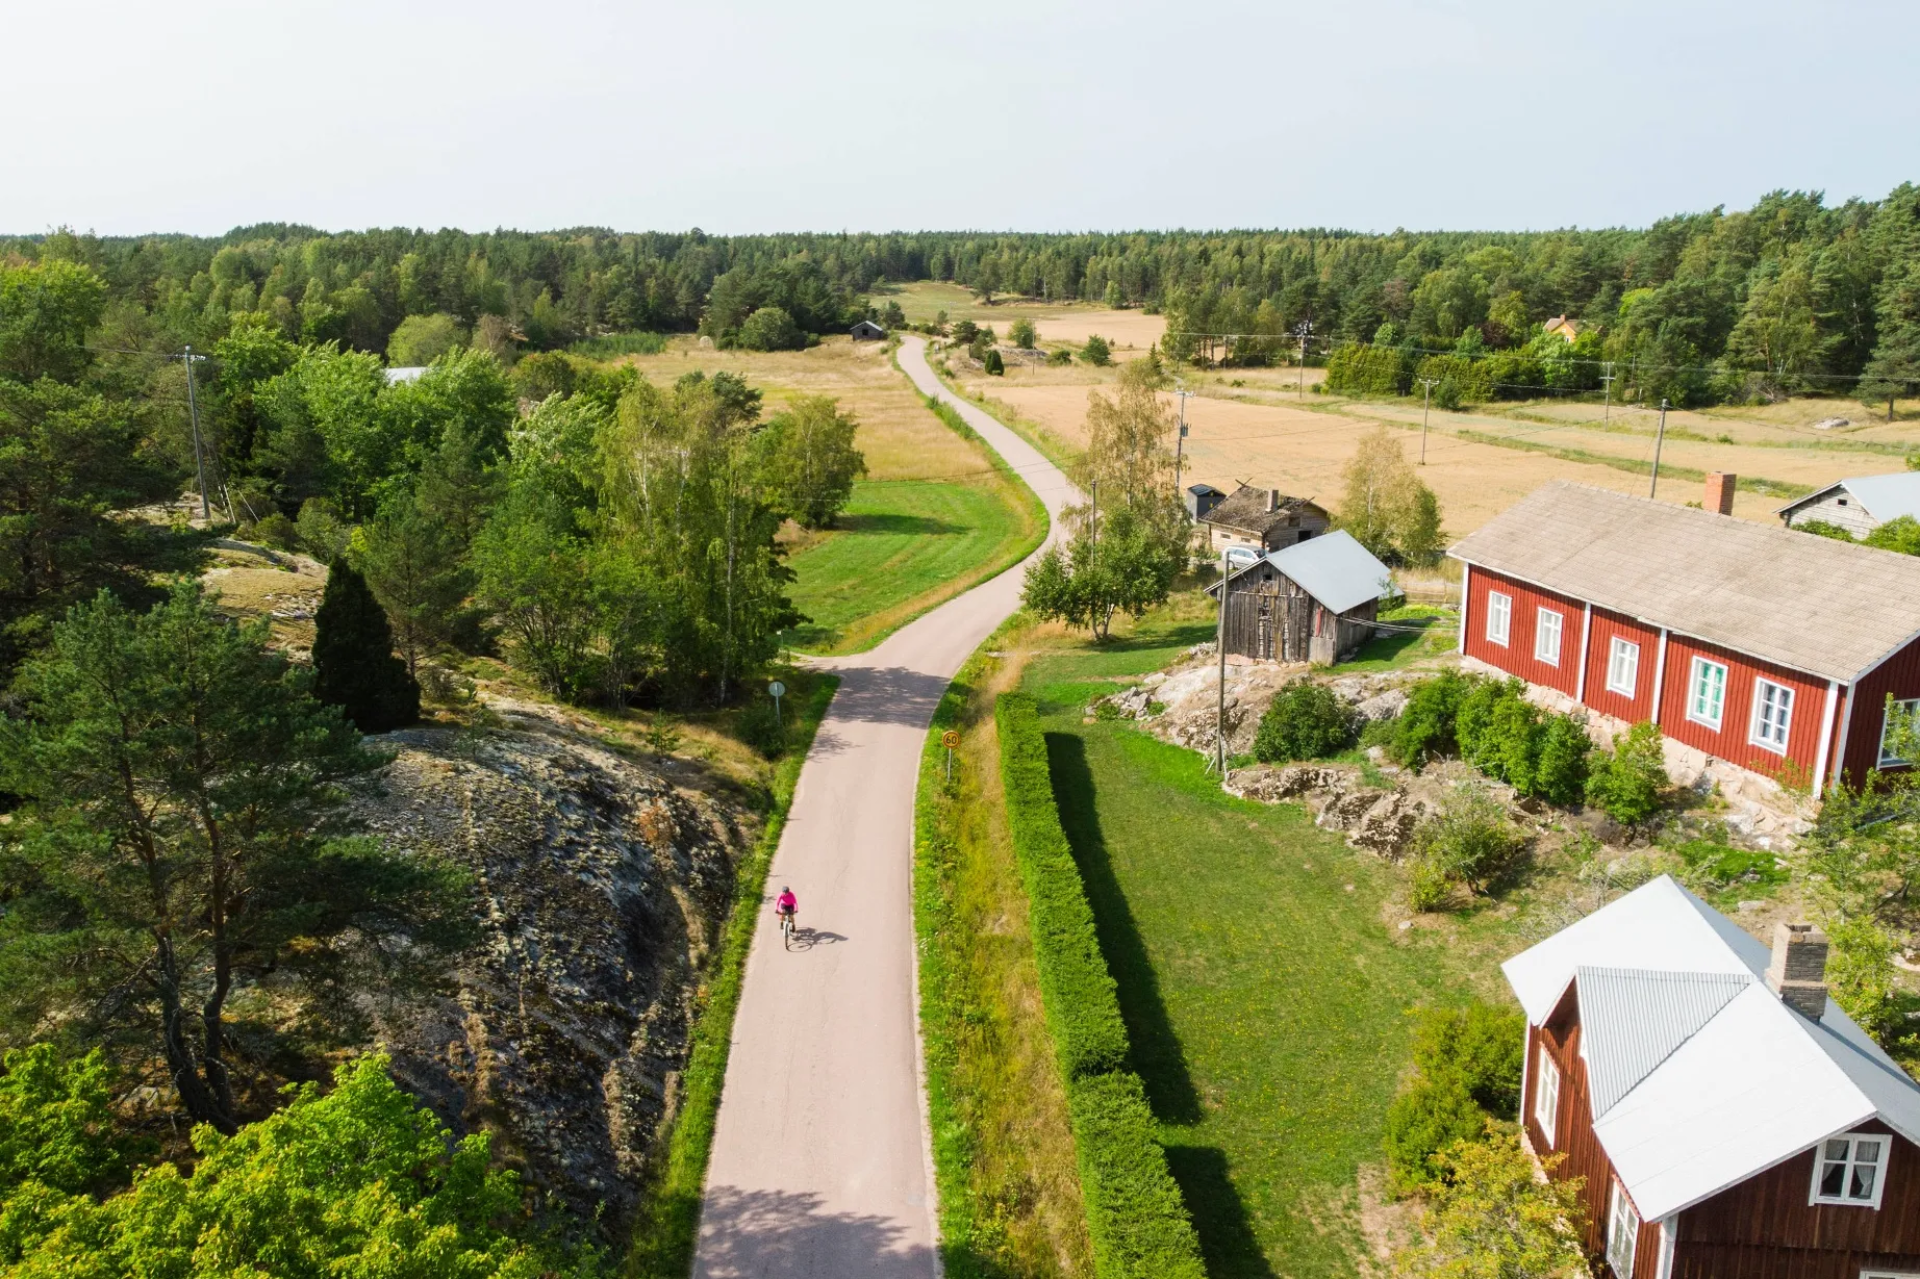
[693,338,1075,1278]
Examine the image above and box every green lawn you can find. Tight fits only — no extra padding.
[783,479,1037,654]
[1023,621,1501,1278]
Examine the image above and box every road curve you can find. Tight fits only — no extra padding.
[693,337,1076,1279]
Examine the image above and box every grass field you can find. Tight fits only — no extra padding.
[783,480,1036,652]
[878,281,1167,356]
[611,337,1043,654]
[1012,602,1521,1278]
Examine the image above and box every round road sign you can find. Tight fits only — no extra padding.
[768,680,787,698]
[941,730,960,750]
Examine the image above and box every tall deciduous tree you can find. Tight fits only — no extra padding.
[1339,425,1445,565]
[358,490,467,676]
[0,584,467,1132]
[0,259,107,385]
[759,396,866,529]
[1021,507,1181,642]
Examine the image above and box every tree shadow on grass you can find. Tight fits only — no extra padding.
[1043,730,1203,1127]
[1163,1145,1280,1279]
[836,511,966,538]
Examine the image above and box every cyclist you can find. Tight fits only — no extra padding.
[774,886,798,938]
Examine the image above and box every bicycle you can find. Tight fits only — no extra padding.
[779,910,796,950]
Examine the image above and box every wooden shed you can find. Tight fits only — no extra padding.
[1205,530,1392,664]
[850,320,886,341]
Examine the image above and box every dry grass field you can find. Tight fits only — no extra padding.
[879,281,1167,356]
[952,357,1920,535]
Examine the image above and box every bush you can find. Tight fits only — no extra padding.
[1008,318,1037,349]
[735,699,787,758]
[736,305,804,352]
[996,694,1130,1080]
[1454,678,1589,807]
[1325,342,1412,397]
[1047,347,1074,366]
[1412,786,1526,902]
[1252,680,1357,763]
[1585,721,1667,825]
[1384,1077,1486,1193]
[1532,714,1593,808]
[294,496,351,562]
[983,348,1005,375]
[1391,669,1476,768]
[1794,519,1856,542]
[1068,1072,1207,1278]
[1383,1002,1525,1194]
[245,510,299,551]
[1081,334,1112,366]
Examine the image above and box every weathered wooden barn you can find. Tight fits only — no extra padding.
[1201,483,1329,558]
[1205,530,1392,664]
[850,319,886,340]
[1451,481,1920,796]
[1505,876,1920,1279]
[1777,472,1920,540]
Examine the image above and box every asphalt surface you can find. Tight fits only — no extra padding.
[693,337,1075,1278]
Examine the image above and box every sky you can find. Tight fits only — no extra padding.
[7,0,1918,238]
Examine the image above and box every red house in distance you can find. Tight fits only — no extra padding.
[1448,480,1920,798]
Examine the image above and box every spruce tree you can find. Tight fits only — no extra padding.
[313,559,419,732]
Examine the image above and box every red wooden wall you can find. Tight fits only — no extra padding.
[1840,637,1920,786]
[1655,635,1830,786]
[1462,567,1583,699]
[1582,606,1662,724]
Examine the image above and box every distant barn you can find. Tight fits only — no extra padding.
[851,320,886,341]
[1205,530,1393,664]
[1201,483,1329,559]
[1185,483,1225,521]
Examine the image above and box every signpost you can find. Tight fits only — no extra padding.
[768,679,787,729]
[941,729,959,782]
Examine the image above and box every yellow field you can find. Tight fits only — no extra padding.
[879,281,1167,356]
[953,365,1920,536]
[616,336,983,482]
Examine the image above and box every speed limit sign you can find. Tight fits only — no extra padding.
[941,730,960,750]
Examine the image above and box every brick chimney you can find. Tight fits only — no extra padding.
[1267,489,1281,513]
[1704,472,1736,515]
[1766,923,1829,1019]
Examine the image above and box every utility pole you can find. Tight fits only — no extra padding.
[1418,377,1439,465]
[1173,381,1194,495]
[1648,398,1670,498]
[1089,479,1099,549]
[1293,320,1314,398]
[1214,544,1229,775]
[179,346,212,522]
[1600,361,1616,425]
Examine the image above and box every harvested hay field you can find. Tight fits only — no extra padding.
[881,281,1166,355]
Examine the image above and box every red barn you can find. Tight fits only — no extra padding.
[1503,876,1920,1279]
[1449,481,1920,796]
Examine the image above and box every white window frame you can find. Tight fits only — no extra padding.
[1486,591,1511,647]
[1535,608,1563,667]
[1687,656,1728,731]
[1749,678,1794,755]
[1607,637,1639,698]
[1880,698,1920,768]
[1533,1045,1560,1147]
[1859,1272,1920,1279]
[1809,1130,1890,1210]
[1607,1179,1640,1277]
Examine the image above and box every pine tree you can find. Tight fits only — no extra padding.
[313,559,419,732]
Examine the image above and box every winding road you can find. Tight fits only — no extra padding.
[693,337,1075,1278]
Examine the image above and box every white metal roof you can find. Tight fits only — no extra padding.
[384,366,427,384]
[1503,876,1920,1222]
[1263,530,1395,615]
[1779,472,1920,524]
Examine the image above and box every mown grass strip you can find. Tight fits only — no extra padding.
[996,692,1206,1279]
[1454,429,1815,498]
[622,674,839,1279]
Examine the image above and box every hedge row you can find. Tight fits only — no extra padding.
[995,693,1130,1081]
[995,693,1206,1279]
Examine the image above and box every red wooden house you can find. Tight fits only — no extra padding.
[1504,876,1920,1278]
[1449,481,1920,797]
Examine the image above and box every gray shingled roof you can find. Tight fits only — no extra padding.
[1448,482,1920,683]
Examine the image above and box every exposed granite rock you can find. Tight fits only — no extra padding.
[350,708,751,1234]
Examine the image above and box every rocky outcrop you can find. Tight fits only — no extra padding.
[1225,763,1433,861]
[351,706,750,1233]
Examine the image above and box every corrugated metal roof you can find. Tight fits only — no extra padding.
[1575,968,1752,1117]
[1448,481,1920,682]
[1504,876,1920,1222]
[1780,473,1920,524]
[1265,530,1395,615]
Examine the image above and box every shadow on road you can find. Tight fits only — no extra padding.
[828,666,952,727]
[695,1185,936,1279]
[790,928,848,951]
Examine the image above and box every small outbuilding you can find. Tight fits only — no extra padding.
[1185,482,1226,521]
[1777,472,1920,540]
[1204,529,1393,664]
[1201,483,1329,558]
[850,320,886,341]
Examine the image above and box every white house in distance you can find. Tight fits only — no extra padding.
[1777,473,1920,540]
[1503,876,1920,1278]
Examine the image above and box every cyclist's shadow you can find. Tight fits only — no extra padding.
[788,927,848,952]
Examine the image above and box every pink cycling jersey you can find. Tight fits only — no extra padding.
[775,891,798,914]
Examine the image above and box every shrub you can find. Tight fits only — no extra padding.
[1391,669,1476,768]
[1586,721,1668,825]
[1008,318,1037,349]
[1047,347,1074,366]
[1383,1076,1486,1193]
[1532,714,1593,808]
[1396,1133,1588,1274]
[995,694,1129,1080]
[1408,856,1454,911]
[983,348,1005,375]
[1454,678,1588,806]
[1325,341,1412,397]
[1081,334,1112,366]
[312,559,419,733]
[245,510,299,551]
[294,497,351,563]
[1252,680,1357,763]
[1383,1002,1526,1194]
[1795,519,1855,542]
[736,305,804,352]
[1067,1072,1207,1278]
[1413,786,1526,900]
[735,699,786,758]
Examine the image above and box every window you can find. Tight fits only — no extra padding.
[1533,1045,1560,1147]
[1881,698,1920,768]
[1687,657,1727,730]
[1607,638,1640,697]
[1607,1180,1640,1276]
[1486,592,1511,646]
[1535,608,1563,666]
[1810,1131,1889,1209]
[1750,679,1794,754]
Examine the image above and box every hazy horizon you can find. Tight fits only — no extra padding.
[9,0,1916,238]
